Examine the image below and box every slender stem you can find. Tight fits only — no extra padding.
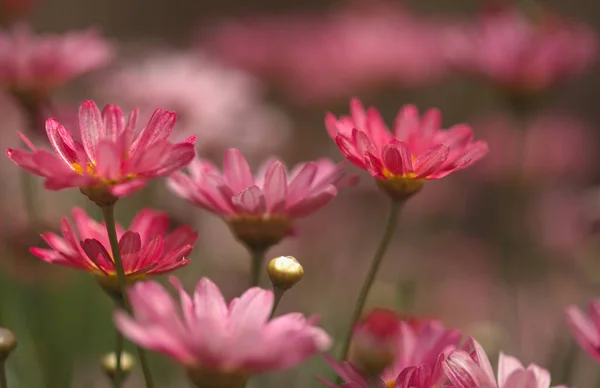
[101,204,155,388]
[113,327,124,388]
[19,169,37,225]
[250,248,266,287]
[338,201,402,363]
[0,360,7,388]
[269,288,285,319]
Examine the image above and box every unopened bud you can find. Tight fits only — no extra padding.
[0,328,16,361]
[349,308,401,376]
[267,256,304,290]
[101,351,136,381]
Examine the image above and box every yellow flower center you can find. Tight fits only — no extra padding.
[227,215,291,252]
[376,169,424,202]
[386,381,395,388]
[71,161,96,175]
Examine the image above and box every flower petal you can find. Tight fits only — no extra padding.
[79,100,106,162]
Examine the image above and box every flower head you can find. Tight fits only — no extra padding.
[115,277,331,386]
[447,8,597,94]
[566,300,600,363]
[326,98,488,200]
[6,100,196,205]
[0,25,113,96]
[30,207,198,293]
[168,148,356,251]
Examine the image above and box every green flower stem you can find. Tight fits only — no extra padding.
[101,204,155,388]
[250,248,266,287]
[0,360,7,388]
[338,201,402,364]
[269,288,285,319]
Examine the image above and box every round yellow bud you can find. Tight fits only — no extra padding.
[267,256,304,290]
[100,351,136,380]
[0,328,16,360]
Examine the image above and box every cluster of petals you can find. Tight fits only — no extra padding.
[30,207,198,277]
[168,148,356,220]
[204,1,452,104]
[565,300,600,363]
[6,100,196,198]
[446,8,597,93]
[99,51,290,153]
[326,98,488,182]
[115,277,332,374]
[443,338,566,388]
[0,25,114,94]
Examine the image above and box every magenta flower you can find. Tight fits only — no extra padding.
[6,100,196,205]
[447,8,597,94]
[566,300,600,363]
[443,338,566,388]
[115,277,331,387]
[30,207,198,291]
[0,25,113,95]
[326,98,488,200]
[168,148,356,251]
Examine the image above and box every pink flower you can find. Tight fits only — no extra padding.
[30,207,198,291]
[0,25,114,95]
[447,8,597,93]
[115,277,331,385]
[566,300,600,363]
[444,338,567,388]
[326,98,488,200]
[168,148,356,251]
[6,100,196,205]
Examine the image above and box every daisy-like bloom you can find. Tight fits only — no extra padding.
[443,337,567,388]
[565,300,600,363]
[30,207,198,295]
[0,25,113,97]
[168,148,356,252]
[115,277,332,388]
[326,98,488,201]
[447,8,597,95]
[6,100,196,206]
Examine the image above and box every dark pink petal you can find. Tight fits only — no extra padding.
[134,236,165,273]
[223,148,254,192]
[232,185,266,215]
[413,145,449,179]
[40,232,73,256]
[18,132,37,152]
[382,141,412,176]
[349,97,367,128]
[351,128,376,156]
[287,185,337,218]
[335,134,366,169]
[80,238,114,273]
[393,105,419,139]
[263,161,288,214]
[110,180,146,197]
[32,150,78,177]
[6,149,45,175]
[95,141,122,181]
[127,140,171,175]
[79,100,106,162]
[566,305,600,361]
[102,104,125,143]
[164,225,198,254]
[452,141,489,170]
[119,231,142,272]
[129,109,176,156]
[130,209,169,242]
[29,247,77,267]
[152,245,193,274]
[45,119,78,165]
[364,152,385,178]
[144,142,195,177]
[420,107,442,136]
[324,113,340,139]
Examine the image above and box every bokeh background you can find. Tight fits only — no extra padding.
[2,0,600,386]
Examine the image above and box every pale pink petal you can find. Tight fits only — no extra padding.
[223,148,255,192]
[79,100,106,162]
[413,145,449,179]
[193,277,228,321]
[129,109,176,156]
[566,305,600,361]
[498,353,525,388]
[110,180,146,197]
[287,185,337,218]
[95,141,122,181]
[45,119,78,165]
[503,370,537,388]
[287,163,317,207]
[232,185,266,215]
[263,160,288,214]
[229,288,273,333]
[169,276,195,328]
[129,209,169,243]
[102,104,125,143]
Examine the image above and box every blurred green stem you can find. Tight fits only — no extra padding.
[269,288,285,319]
[0,360,7,388]
[338,200,402,363]
[250,248,266,287]
[101,204,155,388]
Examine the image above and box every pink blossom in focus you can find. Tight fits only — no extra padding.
[566,300,600,363]
[471,113,596,184]
[99,51,290,153]
[444,337,567,388]
[115,277,331,381]
[6,100,196,204]
[0,25,114,95]
[326,98,488,199]
[30,207,198,279]
[204,1,452,104]
[447,8,597,93]
[167,148,356,250]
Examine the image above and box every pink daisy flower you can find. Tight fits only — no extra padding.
[30,207,198,293]
[115,277,331,387]
[326,98,488,201]
[6,100,196,205]
[566,300,600,363]
[168,148,356,251]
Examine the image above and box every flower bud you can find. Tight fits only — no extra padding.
[100,351,136,381]
[267,256,304,290]
[0,328,17,361]
[349,308,401,377]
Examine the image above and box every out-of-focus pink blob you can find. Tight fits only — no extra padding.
[471,113,597,184]
[202,1,454,104]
